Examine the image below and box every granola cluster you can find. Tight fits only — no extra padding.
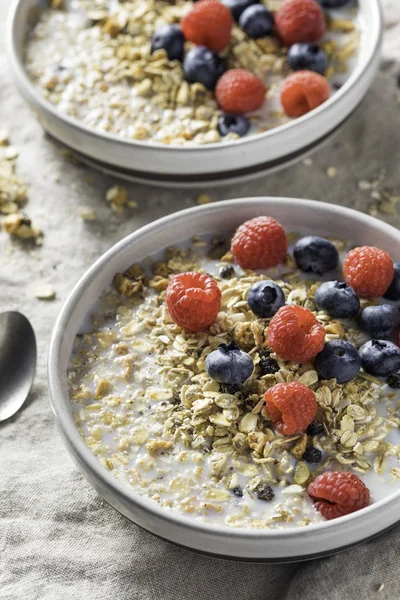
[24,0,359,145]
[68,235,400,528]
[0,133,42,242]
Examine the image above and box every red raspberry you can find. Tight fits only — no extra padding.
[343,246,394,298]
[166,272,221,332]
[231,216,287,270]
[215,69,266,115]
[281,71,330,118]
[275,0,326,47]
[181,0,233,53]
[262,382,317,435]
[268,305,325,362]
[308,471,370,520]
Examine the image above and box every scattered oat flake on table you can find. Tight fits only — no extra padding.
[326,166,337,178]
[106,185,133,213]
[0,141,28,215]
[35,284,56,300]
[358,180,372,191]
[78,206,97,221]
[2,212,42,242]
[369,189,400,217]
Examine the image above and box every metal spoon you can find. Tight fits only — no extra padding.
[0,311,36,421]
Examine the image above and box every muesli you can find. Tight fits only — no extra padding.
[24,0,360,145]
[68,216,400,528]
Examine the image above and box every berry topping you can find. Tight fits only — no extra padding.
[259,355,280,375]
[247,280,286,318]
[231,216,288,270]
[314,340,361,384]
[219,264,235,279]
[308,471,370,520]
[287,43,328,75]
[306,420,324,436]
[267,305,325,362]
[359,340,400,378]
[281,70,330,117]
[275,0,326,47]
[303,447,322,463]
[254,483,275,501]
[293,236,339,275]
[150,25,185,62]
[205,341,254,384]
[222,0,259,21]
[239,5,274,39]
[217,113,250,137]
[387,374,400,390]
[181,0,233,53]
[215,69,266,115]
[166,272,221,332]
[343,246,394,298]
[318,0,352,7]
[263,382,317,435]
[359,304,400,339]
[183,46,226,90]
[383,263,400,301]
[315,281,360,319]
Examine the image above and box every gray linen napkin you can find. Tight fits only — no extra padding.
[1,0,400,597]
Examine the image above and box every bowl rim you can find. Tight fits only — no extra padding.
[48,197,400,543]
[8,0,383,154]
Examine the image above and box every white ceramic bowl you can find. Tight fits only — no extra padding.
[49,197,400,561]
[8,0,382,187]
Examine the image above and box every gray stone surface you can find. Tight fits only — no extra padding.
[1,2,400,599]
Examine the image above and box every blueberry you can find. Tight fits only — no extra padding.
[217,114,250,137]
[293,236,339,275]
[359,340,400,377]
[183,46,226,90]
[314,340,361,384]
[303,447,322,463]
[247,281,285,318]
[222,0,259,21]
[239,5,274,39]
[259,356,280,375]
[359,305,400,339]
[287,43,328,75]
[150,25,185,62]
[384,263,400,300]
[306,420,324,436]
[232,487,243,497]
[318,0,352,7]
[219,265,235,279]
[205,340,254,385]
[315,281,360,318]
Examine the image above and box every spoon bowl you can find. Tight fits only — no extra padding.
[0,311,36,421]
